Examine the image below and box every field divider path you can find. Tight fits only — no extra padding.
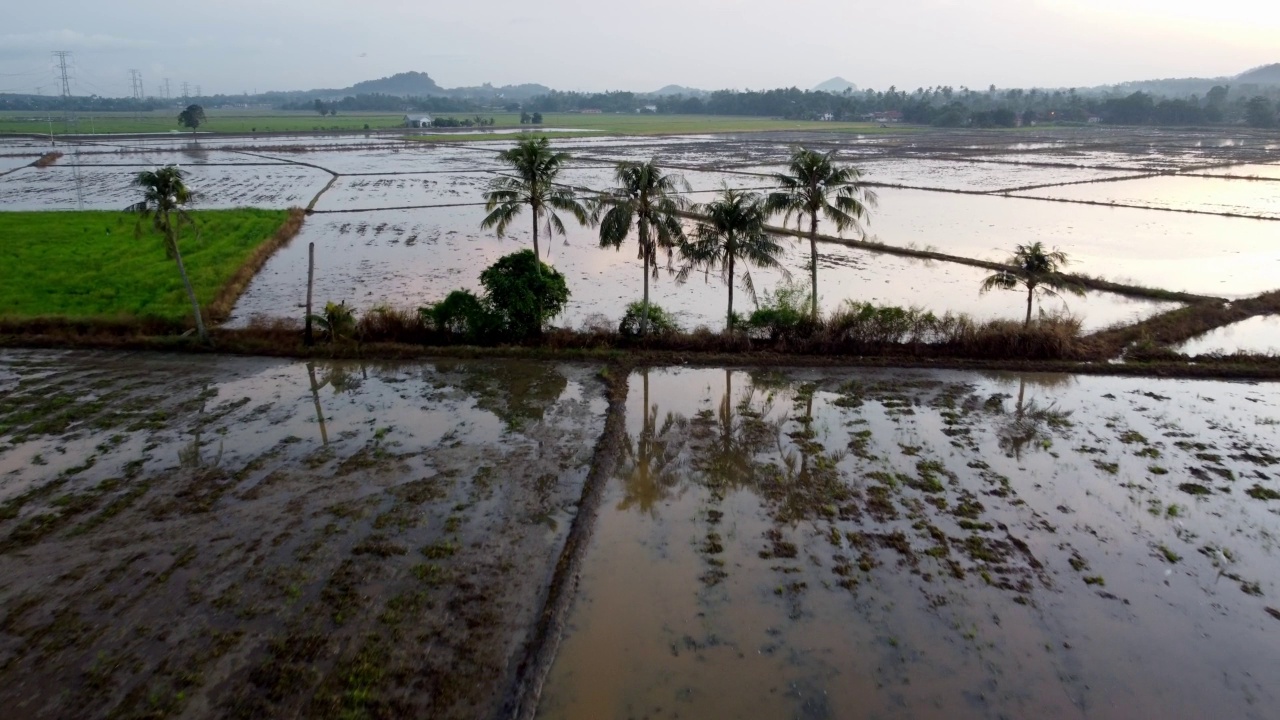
[498,365,630,720]
[1087,287,1280,356]
[229,149,341,213]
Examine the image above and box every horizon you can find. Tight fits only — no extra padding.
[1,1,1278,97]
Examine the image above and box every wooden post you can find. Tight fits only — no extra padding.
[304,241,315,346]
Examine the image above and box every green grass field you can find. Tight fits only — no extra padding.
[0,109,915,138]
[0,209,290,321]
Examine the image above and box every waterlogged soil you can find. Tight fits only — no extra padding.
[0,164,331,211]
[540,367,1280,720]
[0,349,607,719]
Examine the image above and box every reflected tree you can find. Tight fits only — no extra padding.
[616,369,689,516]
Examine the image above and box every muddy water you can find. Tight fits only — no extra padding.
[540,368,1280,720]
[228,205,1175,331]
[0,350,607,719]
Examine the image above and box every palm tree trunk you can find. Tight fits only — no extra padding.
[727,253,735,331]
[531,206,541,267]
[170,234,208,342]
[809,214,820,321]
[639,217,650,336]
[1025,285,1034,326]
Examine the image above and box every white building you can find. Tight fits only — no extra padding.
[403,114,434,128]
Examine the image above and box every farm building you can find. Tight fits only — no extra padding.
[403,114,434,128]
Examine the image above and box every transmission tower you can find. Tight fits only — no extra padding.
[163,78,171,99]
[51,51,83,209]
[182,82,190,102]
[129,70,144,100]
[194,85,201,98]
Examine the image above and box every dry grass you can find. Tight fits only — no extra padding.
[33,151,63,168]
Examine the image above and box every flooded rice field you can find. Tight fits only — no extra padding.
[1019,175,1280,219]
[227,205,1176,332]
[540,367,1280,720]
[0,349,607,718]
[1179,315,1280,356]
[3,350,1279,719]
[3,126,1280,342]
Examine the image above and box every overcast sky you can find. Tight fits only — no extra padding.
[2,0,1277,97]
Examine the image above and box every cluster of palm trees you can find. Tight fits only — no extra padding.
[483,135,1084,333]
[481,136,883,334]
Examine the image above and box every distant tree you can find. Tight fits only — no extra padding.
[177,104,205,141]
[766,148,876,320]
[1245,96,1277,128]
[520,111,531,124]
[1021,109,1038,126]
[678,188,790,331]
[980,242,1084,326]
[531,112,543,124]
[133,165,208,342]
[593,160,689,336]
[313,99,326,116]
[328,108,337,117]
[482,136,589,266]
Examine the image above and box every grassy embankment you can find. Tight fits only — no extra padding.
[0,209,303,330]
[0,109,914,138]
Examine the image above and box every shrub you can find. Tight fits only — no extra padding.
[420,290,491,339]
[311,301,355,343]
[479,250,569,340]
[747,280,817,341]
[619,302,680,338]
[359,304,426,343]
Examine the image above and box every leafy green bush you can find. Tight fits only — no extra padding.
[420,250,569,342]
[619,302,680,337]
[746,281,816,340]
[479,250,569,340]
[421,290,491,338]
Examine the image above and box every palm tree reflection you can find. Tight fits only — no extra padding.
[616,369,689,516]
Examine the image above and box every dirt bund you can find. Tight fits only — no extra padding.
[498,368,629,720]
[207,207,307,322]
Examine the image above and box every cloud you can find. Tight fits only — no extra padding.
[0,29,154,53]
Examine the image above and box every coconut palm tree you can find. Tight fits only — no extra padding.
[678,188,790,331]
[980,242,1085,325]
[593,159,689,335]
[481,136,588,269]
[134,165,208,342]
[765,148,877,321]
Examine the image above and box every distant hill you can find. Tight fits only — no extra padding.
[348,71,444,97]
[651,84,707,97]
[813,77,858,94]
[1236,64,1280,85]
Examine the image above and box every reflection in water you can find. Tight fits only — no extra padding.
[306,361,330,446]
[541,367,1280,720]
[616,370,688,516]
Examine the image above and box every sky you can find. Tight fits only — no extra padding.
[1,0,1278,97]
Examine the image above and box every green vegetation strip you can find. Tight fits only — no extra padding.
[0,209,292,323]
[2,110,917,138]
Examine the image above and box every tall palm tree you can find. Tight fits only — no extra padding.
[593,159,689,335]
[481,136,588,269]
[678,189,789,331]
[980,242,1084,325]
[765,148,877,320]
[134,165,208,342]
